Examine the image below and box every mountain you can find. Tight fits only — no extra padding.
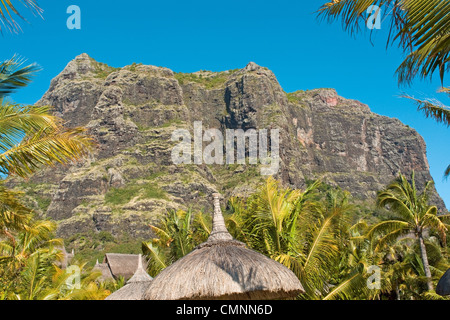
[8,53,447,239]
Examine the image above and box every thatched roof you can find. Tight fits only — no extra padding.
[436,268,450,296]
[144,193,304,300]
[93,260,114,282]
[104,253,144,280]
[105,254,153,300]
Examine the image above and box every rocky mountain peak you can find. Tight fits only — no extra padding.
[244,61,262,71]
[59,53,95,79]
[11,55,446,239]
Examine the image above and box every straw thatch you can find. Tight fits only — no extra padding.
[93,260,114,282]
[436,268,450,296]
[104,253,144,280]
[105,254,153,300]
[144,193,304,300]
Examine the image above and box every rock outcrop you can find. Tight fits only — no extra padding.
[9,53,446,238]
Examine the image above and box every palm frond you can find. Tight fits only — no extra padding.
[421,209,447,243]
[20,220,59,255]
[0,0,43,34]
[396,0,450,84]
[148,224,171,246]
[0,125,93,178]
[0,56,40,98]
[377,190,415,222]
[439,87,450,95]
[318,0,450,84]
[422,291,448,300]
[274,253,304,280]
[317,1,400,35]
[0,103,64,156]
[0,181,32,233]
[299,213,341,297]
[402,94,450,127]
[141,241,168,277]
[376,226,414,251]
[323,270,367,300]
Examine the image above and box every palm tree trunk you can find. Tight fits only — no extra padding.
[418,234,433,291]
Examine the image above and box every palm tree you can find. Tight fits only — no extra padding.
[309,189,369,300]
[142,209,200,277]
[368,172,449,291]
[0,216,61,299]
[227,177,367,299]
[44,263,111,300]
[228,177,320,288]
[317,0,450,84]
[0,213,110,300]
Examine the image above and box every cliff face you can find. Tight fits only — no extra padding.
[11,53,446,238]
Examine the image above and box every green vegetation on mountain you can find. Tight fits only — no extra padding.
[174,69,239,89]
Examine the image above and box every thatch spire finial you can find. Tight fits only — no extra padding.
[137,254,143,271]
[208,193,233,242]
[126,254,153,284]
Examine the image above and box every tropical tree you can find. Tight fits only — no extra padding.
[142,209,204,277]
[367,172,449,292]
[238,177,318,262]
[315,192,373,300]
[42,263,111,300]
[227,177,368,299]
[0,217,61,299]
[0,208,111,300]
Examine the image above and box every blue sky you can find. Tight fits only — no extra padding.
[2,0,449,208]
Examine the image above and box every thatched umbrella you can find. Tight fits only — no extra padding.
[105,254,153,300]
[144,193,304,300]
[436,268,450,296]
